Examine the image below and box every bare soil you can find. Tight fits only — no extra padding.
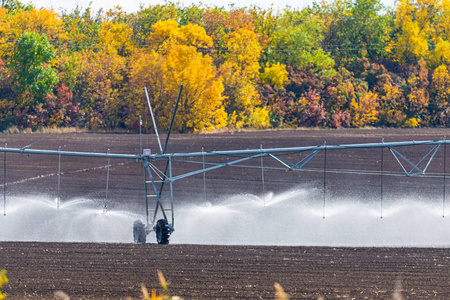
[1,128,450,299]
[2,242,450,299]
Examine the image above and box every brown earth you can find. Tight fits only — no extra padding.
[1,128,450,299]
[2,242,450,299]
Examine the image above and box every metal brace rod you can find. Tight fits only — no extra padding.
[171,153,266,182]
[396,145,439,174]
[423,144,441,173]
[268,153,293,169]
[147,84,184,224]
[169,156,174,228]
[144,161,168,224]
[144,160,149,226]
[147,162,165,180]
[289,149,321,170]
[162,84,183,155]
[389,148,409,175]
[144,161,161,201]
[171,158,425,177]
[389,145,440,176]
[267,150,321,171]
[144,87,163,153]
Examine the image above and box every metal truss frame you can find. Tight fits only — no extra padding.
[1,138,449,234]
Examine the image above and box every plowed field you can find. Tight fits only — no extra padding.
[1,128,450,299]
[2,242,450,299]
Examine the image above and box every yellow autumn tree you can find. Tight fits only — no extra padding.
[11,8,67,41]
[407,80,429,116]
[387,0,432,65]
[427,0,450,67]
[431,65,450,108]
[126,50,164,128]
[0,7,69,73]
[221,23,270,129]
[0,8,11,59]
[4,8,68,57]
[350,91,380,127]
[402,117,421,127]
[98,20,134,56]
[429,64,450,124]
[259,62,288,87]
[149,19,212,53]
[128,19,226,132]
[405,59,429,120]
[75,47,128,129]
[379,85,407,126]
[428,38,450,68]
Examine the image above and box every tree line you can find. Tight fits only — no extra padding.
[0,0,450,132]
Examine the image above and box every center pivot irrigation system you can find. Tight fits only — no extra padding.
[1,85,450,244]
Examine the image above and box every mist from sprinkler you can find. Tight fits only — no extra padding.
[1,188,450,247]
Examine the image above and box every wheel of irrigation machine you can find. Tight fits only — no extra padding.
[133,220,146,244]
[155,219,170,245]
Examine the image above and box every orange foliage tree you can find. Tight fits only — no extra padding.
[128,19,226,132]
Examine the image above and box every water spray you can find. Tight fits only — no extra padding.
[57,146,61,209]
[444,136,446,218]
[3,143,5,216]
[202,147,206,202]
[260,144,265,201]
[380,138,384,219]
[104,149,110,214]
[323,141,326,219]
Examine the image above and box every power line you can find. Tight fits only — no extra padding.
[0,38,435,54]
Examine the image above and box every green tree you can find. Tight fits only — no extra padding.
[10,31,59,99]
[1,0,32,12]
[322,0,392,63]
[61,7,101,53]
[133,3,180,46]
[268,8,335,76]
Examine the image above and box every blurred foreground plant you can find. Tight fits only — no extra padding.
[274,282,288,300]
[136,270,290,300]
[0,270,8,300]
[137,270,181,300]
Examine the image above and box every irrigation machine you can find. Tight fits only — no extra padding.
[1,86,450,244]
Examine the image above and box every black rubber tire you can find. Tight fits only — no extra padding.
[155,219,170,245]
[133,220,146,244]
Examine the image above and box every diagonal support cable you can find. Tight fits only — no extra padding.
[144,161,168,223]
[389,145,441,176]
[268,153,294,169]
[289,150,321,170]
[171,153,266,182]
[423,145,441,173]
[147,162,165,180]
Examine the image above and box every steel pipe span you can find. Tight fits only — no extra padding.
[0,139,448,159]
[163,139,450,158]
[0,147,140,159]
